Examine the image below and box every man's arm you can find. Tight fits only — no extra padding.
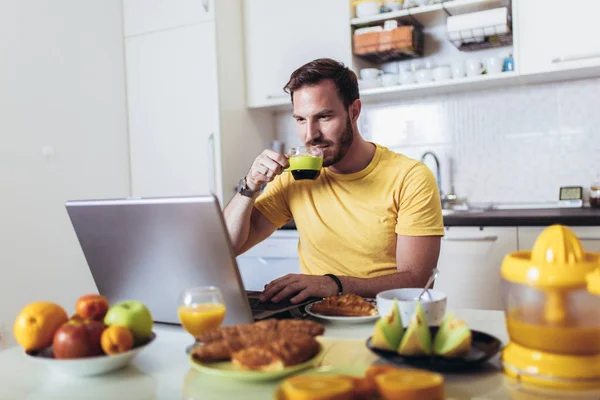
[224,200,278,255]
[260,234,441,303]
[222,149,289,255]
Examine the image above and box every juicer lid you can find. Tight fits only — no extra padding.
[501,225,600,289]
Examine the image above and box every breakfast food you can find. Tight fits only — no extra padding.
[372,299,404,351]
[13,302,69,352]
[194,318,324,343]
[433,311,472,357]
[278,365,444,400]
[397,302,432,356]
[191,319,325,363]
[231,336,320,371]
[13,295,152,359]
[311,294,377,317]
[371,302,472,357]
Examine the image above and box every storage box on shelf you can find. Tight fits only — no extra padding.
[353,25,424,63]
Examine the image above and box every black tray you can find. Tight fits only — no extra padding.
[366,327,502,372]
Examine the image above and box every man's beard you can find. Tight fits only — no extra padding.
[309,116,354,167]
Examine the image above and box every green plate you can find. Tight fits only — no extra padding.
[188,345,325,382]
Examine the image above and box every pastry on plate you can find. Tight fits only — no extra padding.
[311,293,377,317]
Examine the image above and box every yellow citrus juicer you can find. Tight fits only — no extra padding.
[500,224,600,389]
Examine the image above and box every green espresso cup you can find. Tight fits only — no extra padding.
[285,146,324,180]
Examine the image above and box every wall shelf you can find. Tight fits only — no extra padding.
[350,0,509,27]
[359,71,518,103]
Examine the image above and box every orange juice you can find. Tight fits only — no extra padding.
[178,303,226,338]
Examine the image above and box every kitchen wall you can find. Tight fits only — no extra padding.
[275,76,600,206]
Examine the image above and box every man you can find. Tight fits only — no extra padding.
[224,58,444,305]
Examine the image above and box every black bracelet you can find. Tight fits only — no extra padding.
[324,273,343,295]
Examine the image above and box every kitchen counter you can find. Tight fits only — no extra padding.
[443,207,600,227]
[280,208,600,229]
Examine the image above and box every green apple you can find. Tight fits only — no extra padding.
[397,302,432,356]
[433,311,472,358]
[372,298,404,351]
[104,300,153,344]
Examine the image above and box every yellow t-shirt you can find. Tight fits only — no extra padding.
[254,144,444,278]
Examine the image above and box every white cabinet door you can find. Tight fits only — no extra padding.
[236,257,301,291]
[518,226,600,253]
[517,0,600,75]
[243,0,352,108]
[123,0,214,37]
[125,22,220,198]
[434,227,518,311]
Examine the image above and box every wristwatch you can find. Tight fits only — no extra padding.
[236,176,260,198]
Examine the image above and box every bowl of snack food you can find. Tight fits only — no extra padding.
[13,295,156,377]
[376,288,447,327]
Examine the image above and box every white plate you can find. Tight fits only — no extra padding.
[304,301,379,323]
[25,332,156,377]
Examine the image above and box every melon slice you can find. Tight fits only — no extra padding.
[397,302,432,356]
[433,311,472,357]
[372,299,404,351]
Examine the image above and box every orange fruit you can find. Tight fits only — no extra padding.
[101,325,134,355]
[281,375,354,400]
[13,302,69,352]
[375,369,444,400]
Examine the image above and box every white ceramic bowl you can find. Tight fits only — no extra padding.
[376,289,447,328]
[355,1,382,18]
[25,332,156,377]
[358,78,381,91]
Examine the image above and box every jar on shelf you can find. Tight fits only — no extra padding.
[591,180,600,209]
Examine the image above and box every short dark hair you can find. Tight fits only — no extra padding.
[283,58,359,109]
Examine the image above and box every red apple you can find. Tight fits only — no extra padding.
[52,319,105,359]
[75,294,109,321]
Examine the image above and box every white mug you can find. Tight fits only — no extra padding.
[416,68,433,83]
[399,69,416,85]
[381,73,399,87]
[465,59,484,77]
[432,66,452,82]
[451,61,466,79]
[486,57,504,74]
[360,68,382,80]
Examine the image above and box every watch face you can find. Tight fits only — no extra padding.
[559,186,583,200]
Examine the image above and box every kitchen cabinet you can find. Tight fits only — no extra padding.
[517,0,600,77]
[236,231,301,291]
[434,227,518,310]
[123,0,214,37]
[518,226,600,253]
[123,0,273,205]
[243,0,353,108]
[126,22,219,198]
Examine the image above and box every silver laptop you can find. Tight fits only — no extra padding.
[64,195,316,326]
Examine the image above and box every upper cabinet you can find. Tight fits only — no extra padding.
[123,0,214,37]
[243,0,353,108]
[517,0,600,76]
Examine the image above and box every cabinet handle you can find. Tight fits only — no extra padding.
[207,133,216,195]
[578,237,600,241]
[266,94,288,100]
[202,0,209,13]
[551,52,600,64]
[442,236,498,242]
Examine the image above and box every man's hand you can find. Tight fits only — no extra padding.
[246,149,289,191]
[260,274,338,304]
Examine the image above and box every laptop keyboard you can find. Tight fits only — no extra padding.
[248,296,297,312]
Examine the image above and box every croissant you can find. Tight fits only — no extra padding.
[311,294,377,317]
[194,319,324,343]
[231,336,321,371]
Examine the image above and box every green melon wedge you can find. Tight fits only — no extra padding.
[397,302,432,356]
[372,298,404,351]
[433,311,472,357]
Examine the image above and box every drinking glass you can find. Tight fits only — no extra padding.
[177,286,226,353]
[285,146,324,180]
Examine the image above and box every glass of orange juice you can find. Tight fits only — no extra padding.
[177,286,226,353]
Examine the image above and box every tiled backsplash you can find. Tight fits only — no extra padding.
[275,77,600,206]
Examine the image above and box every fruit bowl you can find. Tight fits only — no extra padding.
[24,332,156,377]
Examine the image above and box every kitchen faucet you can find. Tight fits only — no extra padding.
[420,151,457,209]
